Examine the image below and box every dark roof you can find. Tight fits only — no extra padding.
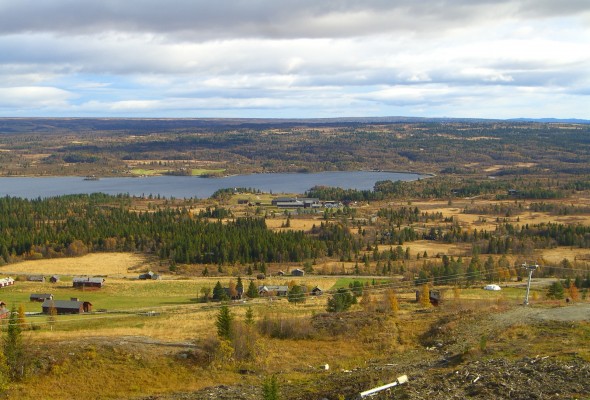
[73,277,105,284]
[30,293,52,298]
[42,300,86,309]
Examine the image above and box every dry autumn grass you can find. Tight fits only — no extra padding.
[1,252,147,276]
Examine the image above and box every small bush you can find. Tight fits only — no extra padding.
[257,314,315,339]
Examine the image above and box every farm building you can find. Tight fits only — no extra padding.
[49,275,60,283]
[138,271,161,280]
[30,293,53,302]
[271,197,321,208]
[0,277,14,288]
[292,268,305,276]
[73,277,105,289]
[311,286,323,296]
[42,299,93,314]
[415,289,443,306]
[258,285,289,297]
[27,275,45,282]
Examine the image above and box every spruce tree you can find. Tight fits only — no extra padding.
[326,288,356,312]
[5,306,24,381]
[216,305,233,340]
[245,306,255,325]
[288,285,305,303]
[246,280,259,298]
[547,281,565,299]
[236,277,244,296]
[212,281,227,301]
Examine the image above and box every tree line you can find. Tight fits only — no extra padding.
[0,195,355,266]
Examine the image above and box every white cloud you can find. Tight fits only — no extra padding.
[0,86,73,108]
[0,1,588,118]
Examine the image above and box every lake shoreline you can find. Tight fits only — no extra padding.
[0,171,429,199]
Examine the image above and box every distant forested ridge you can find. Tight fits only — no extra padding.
[0,118,588,179]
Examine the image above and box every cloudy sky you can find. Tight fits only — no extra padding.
[1,0,589,119]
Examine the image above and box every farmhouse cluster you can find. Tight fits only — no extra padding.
[0,275,104,316]
[238,197,343,209]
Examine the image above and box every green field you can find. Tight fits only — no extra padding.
[129,168,167,176]
[1,279,207,313]
[191,168,225,176]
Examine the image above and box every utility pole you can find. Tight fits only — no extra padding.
[522,262,539,305]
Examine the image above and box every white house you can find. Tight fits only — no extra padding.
[0,277,15,288]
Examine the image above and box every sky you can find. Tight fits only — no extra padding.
[0,0,589,119]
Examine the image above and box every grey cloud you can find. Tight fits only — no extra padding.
[1,0,586,39]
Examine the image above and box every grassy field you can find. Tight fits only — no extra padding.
[1,253,146,276]
[129,168,226,176]
[2,263,586,399]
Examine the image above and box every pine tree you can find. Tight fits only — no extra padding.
[216,305,233,340]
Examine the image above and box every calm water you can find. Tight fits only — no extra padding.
[0,171,426,199]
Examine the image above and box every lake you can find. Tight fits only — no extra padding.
[0,171,426,199]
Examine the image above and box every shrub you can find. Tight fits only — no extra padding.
[257,314,315,339]
[230,322,259,362]
[263,375,280,400]
[326,288,356,313]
